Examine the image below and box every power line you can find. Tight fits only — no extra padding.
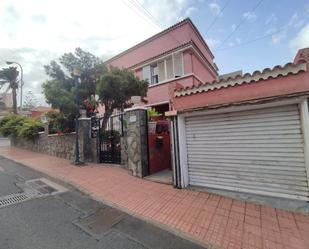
[214,6,309,52]
[205,0,231,35]
[127,0,183,46]
[214,28,286,52]
[129,0,163,29]
[215,0,264,49]
[119,0,160,30]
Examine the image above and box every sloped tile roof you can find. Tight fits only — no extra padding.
[175,60,307,97]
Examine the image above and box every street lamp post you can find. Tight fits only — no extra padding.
[72,67,84,166]
[6,61,23,110]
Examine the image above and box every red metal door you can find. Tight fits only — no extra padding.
[148,133,171,174]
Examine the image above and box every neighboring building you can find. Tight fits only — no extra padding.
[30,106,55,122]
[104,18,218,114]
[0,92,13,109]
[171,47,309,201]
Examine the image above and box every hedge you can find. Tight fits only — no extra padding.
[0,114,43,140]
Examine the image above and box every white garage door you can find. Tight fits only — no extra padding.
[185,104,309,201]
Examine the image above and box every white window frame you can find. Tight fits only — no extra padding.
[142,53,183,85]
[172,52,184,78]
[150,63,159,85]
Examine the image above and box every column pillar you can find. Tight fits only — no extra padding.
[123,107,148,177]
[78,117,99,163]
[300,99,309,187]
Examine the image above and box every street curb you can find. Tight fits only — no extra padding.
[0,155,218,249]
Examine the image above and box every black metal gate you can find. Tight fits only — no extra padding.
[98,114,124,164]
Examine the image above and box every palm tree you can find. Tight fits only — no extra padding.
[0,67,19,114]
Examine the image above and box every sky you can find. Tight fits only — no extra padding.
[0,0,309,105]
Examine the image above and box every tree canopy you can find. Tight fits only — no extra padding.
[96,67,148,129]
[42,71,76,115]
[23,90,38,109]
[42,48,149,131]
[42,48,105,120]
[0,66,19,114]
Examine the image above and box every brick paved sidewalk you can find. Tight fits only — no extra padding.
[1,146,309,249]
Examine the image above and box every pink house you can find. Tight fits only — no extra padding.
[104,18,218,113]
[104,18,309,203]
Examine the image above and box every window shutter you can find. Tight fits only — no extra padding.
[166,57,173,79]
[173,52,183,77]
[158,61,166,82]
[142,65,151,82]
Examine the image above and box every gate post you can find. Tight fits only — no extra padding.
[122,107,149,177]
[78,117,100,163]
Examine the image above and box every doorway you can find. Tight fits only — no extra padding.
[145,103,172,184]
[99,113,123,164]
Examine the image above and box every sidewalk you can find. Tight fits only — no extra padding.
[1,146,309,249]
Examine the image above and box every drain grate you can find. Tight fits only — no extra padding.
[0,193,32,208]
[0,178,68,209]
[24,178,68,196]
[74,207,126,239]
[27,180,57,195]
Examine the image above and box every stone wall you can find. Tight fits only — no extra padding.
[11,118,99,163]
[121,108,148,177]
[11,133,76,160]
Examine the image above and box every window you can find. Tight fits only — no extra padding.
[142,52,183,85]
[142,65,151,82]
[173,52,183,77]
[166,57,173,79]
[158,61,166,82]
[150,64,158,85]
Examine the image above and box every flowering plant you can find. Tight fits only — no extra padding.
[83,97,98,116]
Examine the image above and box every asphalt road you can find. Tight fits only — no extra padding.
[0,156,205,249]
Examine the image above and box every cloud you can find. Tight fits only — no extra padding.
[140,0,192,27]
[265,13,277,26]
[31,14,47,24]
[228,41,234,47]
[185,6,197,16]
[205,38,219,48]
[5,4,20,20]
[243,11,257,21]
[288,13,305,29]
[0,0,192,105]
[208,2,221,16]
[271,33,286,44]
[235,37,241,44]
[290,22,309,52]
[270,12,307,46]
[0,48,60,105]
[265,27,277,35]
[231,24,236,32]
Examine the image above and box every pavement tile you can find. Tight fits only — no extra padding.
[262,240,283,249]
[245,215,261,227]
[1,146,309,249]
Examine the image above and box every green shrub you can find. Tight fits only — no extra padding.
[0,114,43,140]
[0,114,14,128]
[17,119,43,140]
[46,111,74,134]
[0,114,26,137]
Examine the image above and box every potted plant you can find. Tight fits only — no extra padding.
[147,108,161,133]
